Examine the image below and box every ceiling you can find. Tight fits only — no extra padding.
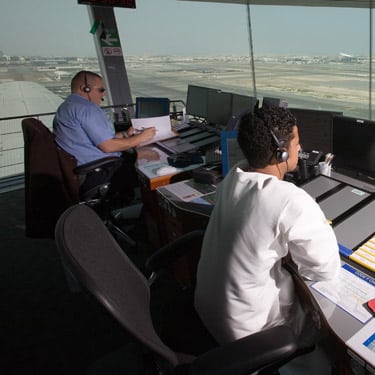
[178,0,375,8]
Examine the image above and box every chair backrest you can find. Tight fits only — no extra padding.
[54,204,182,368]
[21,118,80,238]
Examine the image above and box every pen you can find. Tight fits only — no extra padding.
[134,127,144,135]
[324,153,334,166]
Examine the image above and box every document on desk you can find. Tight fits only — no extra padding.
[312,264,375,323]
[131,115,177,146]
[346,318,375,367]
[163,180,216,203]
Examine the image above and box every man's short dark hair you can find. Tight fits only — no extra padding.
[237,106,296,169]
[70,70,102,91]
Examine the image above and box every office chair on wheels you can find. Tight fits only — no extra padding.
[75,156,138,248]
[55,203,299,375]
[21,117,137,247]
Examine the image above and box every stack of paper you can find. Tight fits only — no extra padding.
[131,115,177,146]
[349,236,375,272]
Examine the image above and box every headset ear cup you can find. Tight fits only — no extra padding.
[83,85,91,93]
[276,148,289,162]
[269,128,288,163]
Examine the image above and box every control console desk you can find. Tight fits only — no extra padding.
[156,172,375,374]
[135,144,205,247]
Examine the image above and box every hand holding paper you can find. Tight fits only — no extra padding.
[138,127,156,143]
[131,115,177,146]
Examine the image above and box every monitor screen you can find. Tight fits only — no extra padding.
[262,97,282,109]
[332,115,375,184]
[206,90,232,127]
[231,94,257,116]
[135,97,170,118]
[78,0,136,7]
[186,85,210,119]
[289,108,343,154]
[262,97,289,109]
[221,130,245,176]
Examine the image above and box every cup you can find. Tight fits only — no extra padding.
[319,162,332,177]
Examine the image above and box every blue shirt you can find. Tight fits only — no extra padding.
[53,94,120,165]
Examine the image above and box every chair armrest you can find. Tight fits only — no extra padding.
[189,325,298,375]
[283,259,331,334]
[75,156,122,176]
[146,230,205,274]
[146,229,205,286]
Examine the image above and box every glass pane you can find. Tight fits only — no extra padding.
[0,0,374,181]
[0,1,100,179]
[116,0,373,119]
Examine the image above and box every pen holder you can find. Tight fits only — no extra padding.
[318,162,332,177]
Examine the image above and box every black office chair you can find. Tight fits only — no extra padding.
[21,117,137,246]
[55,203,299,375]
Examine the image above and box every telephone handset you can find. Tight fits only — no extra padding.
[295,149,324,182]
[299,149,324,166]
[114,107,133,132]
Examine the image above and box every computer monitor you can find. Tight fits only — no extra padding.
[289,108,343,154]
[231,94,257,116]
[78,0,136,8]
[332,115,375,184]
[221,130,245,176]
[135,97,170,118]
[186,85,210,119]
[206,90,232,127]
[262,97,287,109]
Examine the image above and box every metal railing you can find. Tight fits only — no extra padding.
[0,106,120,192]
[0,102,185,192]
[0,111,57,192]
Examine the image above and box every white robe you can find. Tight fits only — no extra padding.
[194,166,341,344]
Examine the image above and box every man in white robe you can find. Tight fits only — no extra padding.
[194,105,341,373]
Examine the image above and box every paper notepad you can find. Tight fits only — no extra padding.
[131,115,176,146]
[346,319,375,367]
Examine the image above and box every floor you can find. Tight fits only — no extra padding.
[0,188,157,374]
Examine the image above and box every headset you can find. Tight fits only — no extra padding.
[269,128,289,163]
[82,71,91,93]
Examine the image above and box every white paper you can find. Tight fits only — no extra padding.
[164,180,204,202]
[312,264,375,323]
[346,319,375,367]
[161,180,216,202]
[131,115,177,146]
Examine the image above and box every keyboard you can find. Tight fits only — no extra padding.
[173,121,191,132]
[205,147,222,164]
[172,118,207,133]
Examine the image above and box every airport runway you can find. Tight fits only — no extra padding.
[0,55,371,178]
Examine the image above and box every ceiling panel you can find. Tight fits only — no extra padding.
[178,0,375,8]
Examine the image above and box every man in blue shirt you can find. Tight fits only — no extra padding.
[53,70,156,200]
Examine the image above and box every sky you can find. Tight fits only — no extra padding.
[0,0,372,57]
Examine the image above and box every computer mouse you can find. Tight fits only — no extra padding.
[155,165,179,176]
